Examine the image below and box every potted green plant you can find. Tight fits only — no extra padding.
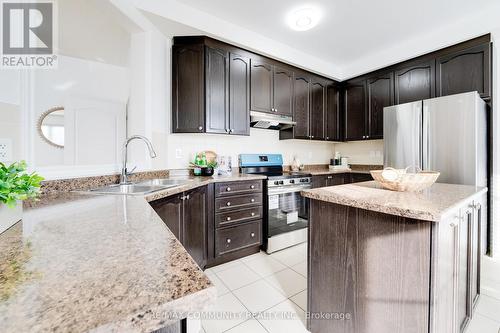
[0,161,43,234]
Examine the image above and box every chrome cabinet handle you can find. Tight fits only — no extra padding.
[198,126,203,131]
[226,187,231,192]
[327,176,333,179]
[451,215,463,227]
[326,137,330,140]
[226,238,231,244]
[250,232,255,238]
[250,198,255,203]
[226,216,231,221]
[250,185,255,189]
[226,202,231,206]
[470,203,481,210]
[251,212,255,217]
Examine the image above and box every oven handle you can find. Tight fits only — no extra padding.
[267,185,312,196]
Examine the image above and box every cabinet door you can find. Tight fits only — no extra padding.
[273,66,293,116]
[229,53,250,135]
[350,173,373,183]
[344,82,366,141]
[436,43,491,99]
[293,75,310,139]
[367,72,394,139]
[310,78,326,140]
[205,47,229,134]
[150,195,183,240]
[326,174,346,186]
[326,83,341,141]
[312,176,328,188]
[172,44,205,133]
[250,60,273,113]
[395,60,436,104]
[183,186,208,268]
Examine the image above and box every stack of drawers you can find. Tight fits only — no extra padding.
[214,180,263,257]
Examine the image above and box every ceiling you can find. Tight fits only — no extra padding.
[179,0,498,69]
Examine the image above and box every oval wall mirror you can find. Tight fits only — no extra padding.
[38,106,65,148]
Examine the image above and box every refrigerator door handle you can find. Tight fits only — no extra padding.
[422,102,429,170]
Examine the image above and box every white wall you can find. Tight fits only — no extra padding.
[167,130,335,169]
[31,56,129,167]
[58,0,131,66]
[334,140,384,166]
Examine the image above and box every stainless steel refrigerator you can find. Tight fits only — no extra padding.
[384,91,487,187]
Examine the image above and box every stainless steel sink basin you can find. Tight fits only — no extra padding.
[137,178,193,187]
[88,184,170,195]
[87,178,193,195]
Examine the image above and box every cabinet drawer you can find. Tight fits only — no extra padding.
[215,193,262,212]
[216,206,263,228]
[215,180,262,197]
[216,221,261,256]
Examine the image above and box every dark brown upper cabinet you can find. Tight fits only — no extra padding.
[292,74,311,139]
[250,58,293,116]
[367,72,394,139]
[395,60,436,104]
[273,66,294,116]
[205,46,229,134]
[436,43,492,100]
[172,37,251,135]
[280,73,337,141]
[229,53,250,135]
[326,83,341,141]
[310,77,326,140]
[250,60,273,113]
[344,81,366,141]
[172,44,205,133]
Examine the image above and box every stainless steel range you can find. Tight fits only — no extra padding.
[239,154,311,253]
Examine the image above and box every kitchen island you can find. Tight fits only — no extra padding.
[301,181,487,333]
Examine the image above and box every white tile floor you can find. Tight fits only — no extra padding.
[468,295,500,333]
[195,242,500,333]
[199,243,309,333]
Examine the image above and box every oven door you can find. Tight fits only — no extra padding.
[267,184,310,239]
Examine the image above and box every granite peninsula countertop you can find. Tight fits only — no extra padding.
[301,181,487,222]
[0,173,266,333]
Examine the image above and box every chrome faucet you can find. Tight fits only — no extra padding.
[120,135,157,185]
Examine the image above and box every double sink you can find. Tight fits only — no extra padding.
[88,178,193,195]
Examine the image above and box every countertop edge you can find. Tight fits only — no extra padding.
[302,184,488,222]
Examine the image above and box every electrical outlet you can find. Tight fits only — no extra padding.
[0,139,13,162]
[175,148,183,159]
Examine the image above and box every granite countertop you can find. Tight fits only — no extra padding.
[301,181,487,222]
[0,172,267,332]
[143,173,267,202]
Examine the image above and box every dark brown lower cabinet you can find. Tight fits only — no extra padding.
[151,186,208,268]
[312,174,349,188]
[207,180,263,267]
[308,197,482,333]
[349,173,373,183]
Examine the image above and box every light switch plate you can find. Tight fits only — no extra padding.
[175,148,183,159]
[0,139,13,162]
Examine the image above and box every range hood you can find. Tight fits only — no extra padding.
[250,111,296,130]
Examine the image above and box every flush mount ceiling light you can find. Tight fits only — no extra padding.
[286,6,321,31]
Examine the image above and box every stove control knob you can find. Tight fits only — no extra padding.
[279,181,284,185]
[290,179,295,184]
[274,181,279,185]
